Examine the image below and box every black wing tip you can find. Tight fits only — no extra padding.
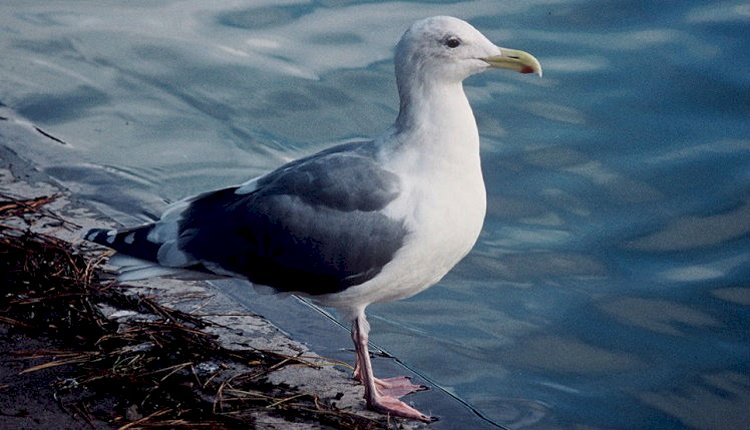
[84,225,164,264]
[84,228,116,245]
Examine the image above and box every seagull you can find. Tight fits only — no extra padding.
[85,16,541,422]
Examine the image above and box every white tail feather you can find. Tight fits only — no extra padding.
[108,254,213,282]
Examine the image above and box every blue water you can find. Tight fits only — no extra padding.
[1,1,748,429]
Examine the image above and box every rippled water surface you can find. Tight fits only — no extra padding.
[1,1,748,429]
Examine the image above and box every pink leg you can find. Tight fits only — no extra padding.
[351,312,434,422]
[353,358,427,398]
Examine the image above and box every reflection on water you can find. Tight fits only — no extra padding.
[640,372,750,430]
[628,200,750,251]
[600,297,721,336]
[1,1,748,429]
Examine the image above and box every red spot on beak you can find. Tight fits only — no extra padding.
[520,65,534,74]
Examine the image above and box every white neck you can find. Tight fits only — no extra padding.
[385,79,481,172]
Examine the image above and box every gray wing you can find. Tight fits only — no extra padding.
[180,142,406,294]
[89,142,407,295]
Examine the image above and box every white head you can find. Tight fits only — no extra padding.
[395,16,542,88]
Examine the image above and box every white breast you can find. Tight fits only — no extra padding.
[317,134,487,314]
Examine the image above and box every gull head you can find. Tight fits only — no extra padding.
[395,16,542,86]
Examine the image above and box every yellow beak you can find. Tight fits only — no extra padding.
[482,48,543,77]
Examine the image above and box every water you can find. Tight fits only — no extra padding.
[1,1,748,429]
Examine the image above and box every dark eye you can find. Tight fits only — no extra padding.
[445,37,461,48]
